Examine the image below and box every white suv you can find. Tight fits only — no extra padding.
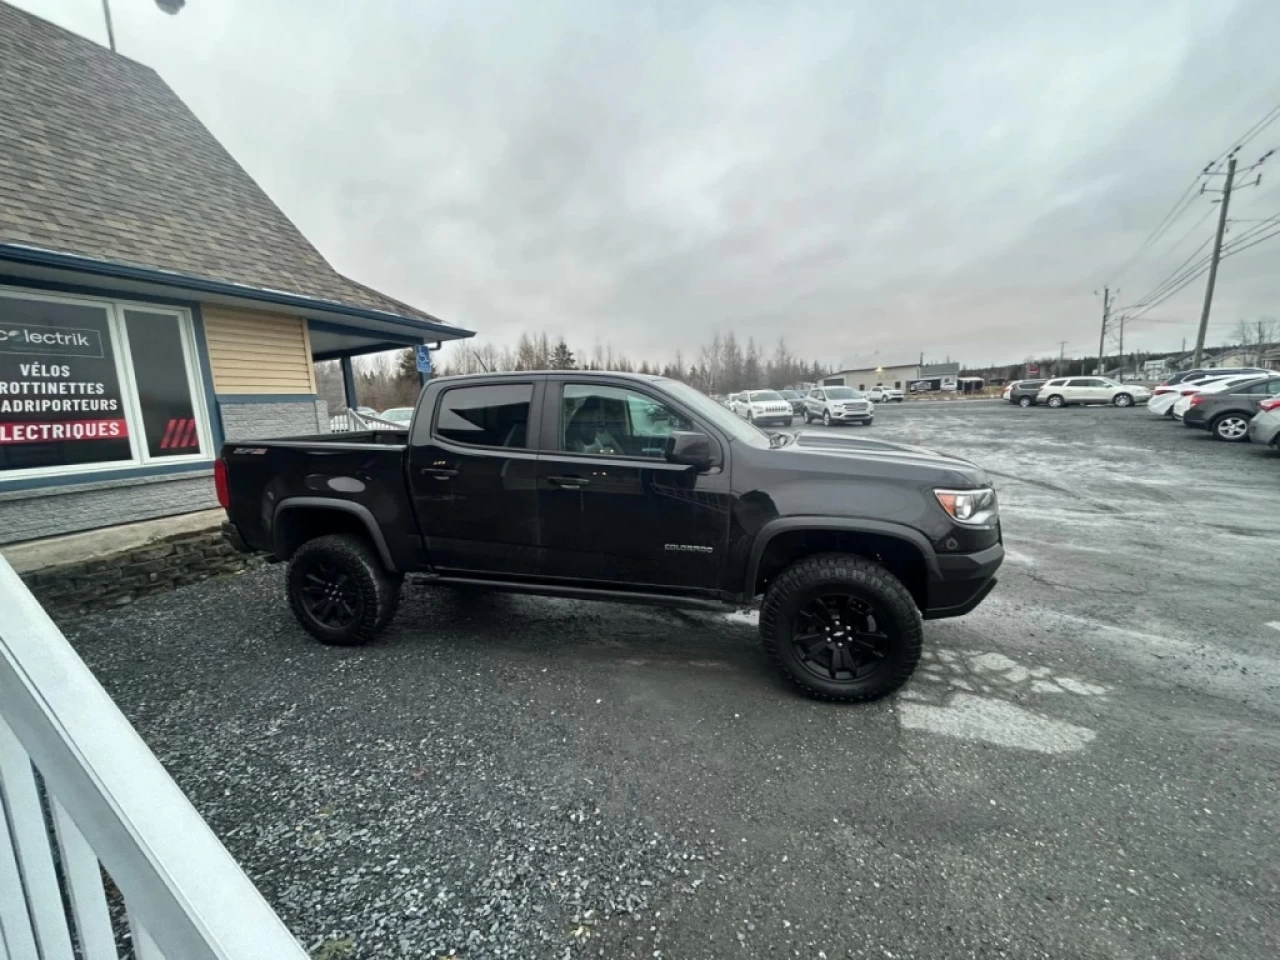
[804,387,874,426]
[732,389,794,426]
[1037,377,1151,408]
[867,386,905,403]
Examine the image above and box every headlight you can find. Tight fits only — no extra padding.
[934,487,998,526]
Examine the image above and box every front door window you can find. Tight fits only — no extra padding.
[561,384,691,458]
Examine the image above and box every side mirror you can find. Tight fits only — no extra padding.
[665,431,717,471]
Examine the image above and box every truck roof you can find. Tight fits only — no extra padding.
[431,370,669,383]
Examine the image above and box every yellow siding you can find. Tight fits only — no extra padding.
[201,306,317,395]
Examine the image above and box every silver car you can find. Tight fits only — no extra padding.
[803,386,874,426]
[1247,402,1280,447]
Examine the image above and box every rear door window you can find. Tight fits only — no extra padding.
[435,383,532,448]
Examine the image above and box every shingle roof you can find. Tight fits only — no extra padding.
[0,2,447,326]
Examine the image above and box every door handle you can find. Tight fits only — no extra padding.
[548,475,589,488]
[422,467,458,479]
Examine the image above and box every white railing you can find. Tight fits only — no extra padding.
[0,556,309,960]
[327,409,404,433]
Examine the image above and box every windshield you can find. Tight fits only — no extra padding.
[824,387,859,399]
[381,408,414,422]
[658,380,771,445]
[749,390,784,402]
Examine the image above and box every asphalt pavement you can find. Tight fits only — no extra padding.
[68,399,1280,959]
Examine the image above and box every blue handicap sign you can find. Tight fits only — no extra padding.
[415,344,432,374]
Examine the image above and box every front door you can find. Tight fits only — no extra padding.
[535,379,731,593]
[407,379,542,575]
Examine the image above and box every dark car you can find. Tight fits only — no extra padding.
[777,388,806,416]
[218,371,1003,703]
[1002,379,1047,407]
[1182,375,1280,441]
[1160,366,1270,387]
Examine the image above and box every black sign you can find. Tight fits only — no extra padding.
[0,296,131,472]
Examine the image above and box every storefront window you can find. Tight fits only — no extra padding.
[0,289,209,479]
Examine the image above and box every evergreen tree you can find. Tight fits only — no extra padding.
[550,339,576,369]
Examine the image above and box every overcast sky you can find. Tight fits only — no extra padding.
[14,0,1280,369]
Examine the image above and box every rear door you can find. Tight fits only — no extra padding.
[534,377,731,593]
[407,378,543,575]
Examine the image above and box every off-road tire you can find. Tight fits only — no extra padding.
[1211,412,1251,442]
[1018,396,1033,408]
[287,534,402,646]
[760,553,923,702]
[1113,393,1134,407]
[1046,394,1065,408]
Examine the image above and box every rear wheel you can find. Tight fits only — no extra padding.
[1113,393,1134,407]
[1046,394,1065,408]
[1211,413,1251,442]
[287,534,402,646]
[1018,396,1033,408]
[760,554,922,702]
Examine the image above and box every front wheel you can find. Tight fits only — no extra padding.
[1211,413,1251,442]
[822,410,833,427]
[1018,396,1033,408]
[760,554,922,702]
[287,534,402,646]
[1113,393,1133,407]
[1046,394,1065,408]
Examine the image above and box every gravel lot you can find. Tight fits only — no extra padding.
[69,400,1280,959]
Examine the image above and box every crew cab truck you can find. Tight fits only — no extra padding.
[218,371,1003,702]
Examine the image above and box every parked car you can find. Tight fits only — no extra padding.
[804,386,874,426]
[1002,379,1048,407]
[1037,377,1151,408]
[1171,374,1275,421]
[1182,375,1280,440]
[1160,366,1271,387]
[731,389,794,426]
[777,389,806,417]
[1247,397,1280,447]
[866,386,905,403]
[218,370,1003,703]
[379,406,414,424]
[1147,375,1232,417]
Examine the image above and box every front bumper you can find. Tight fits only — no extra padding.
[923,543,1003,620]
[830,408,873,420]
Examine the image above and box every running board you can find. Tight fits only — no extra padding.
[413,574,740,612]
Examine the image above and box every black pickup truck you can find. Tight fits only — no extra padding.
[218,371,1002,702]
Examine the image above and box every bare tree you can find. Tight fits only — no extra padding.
[1232,317,1279,366]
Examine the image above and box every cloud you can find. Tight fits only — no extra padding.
[15,0,1280,366]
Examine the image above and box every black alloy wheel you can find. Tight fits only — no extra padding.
[296,556,363,629]
[791,593,890,684]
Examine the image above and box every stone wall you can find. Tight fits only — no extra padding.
[19,528,266,621]
[219,399,327,441]
[0,471,216,545]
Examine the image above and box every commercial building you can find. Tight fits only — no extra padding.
[0,4,473,546]
[822,361,960,392]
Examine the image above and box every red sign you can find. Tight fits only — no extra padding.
[0,418,128,445]
[1027,365,1039,374]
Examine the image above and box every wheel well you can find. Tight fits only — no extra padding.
[274,507,380,562]
[752,530,928,609]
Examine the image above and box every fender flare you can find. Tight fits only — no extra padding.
[742,516,939,597]
[272,497,397,572]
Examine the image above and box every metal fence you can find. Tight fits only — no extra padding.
[0,555,309,960]
[327,409,406,433]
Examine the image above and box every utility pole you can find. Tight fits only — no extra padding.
[1117,312,1124,379]
[1192,154,1237,367]
[1096,286,1110,377]
[101,0,116,51]
[1057,340,1068,374]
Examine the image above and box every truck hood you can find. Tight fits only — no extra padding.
[783,430,990,486]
